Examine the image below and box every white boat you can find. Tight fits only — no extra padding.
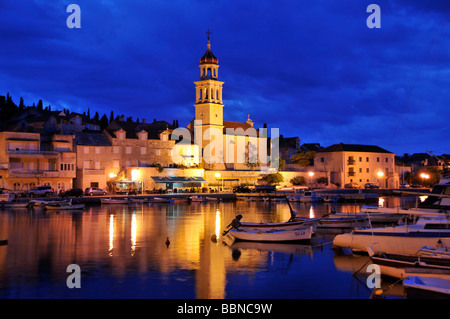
[330,212,404,224]
[367,246,450,280]
[229,227,313,243]
[44,199,85,210]
[403,276,450,296]
[418,246,450,258]
[101,197,129,204]
[239,218,320,232]
[205,196,220,201]
[307,215,369,229]
[30,199,70,207]
[299,191,322,203]
[0,193,16,202]
[189,196,206,202]
[333,215,450,254]
[147,197,174,203]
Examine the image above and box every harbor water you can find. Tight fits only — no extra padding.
[0,197,416,299]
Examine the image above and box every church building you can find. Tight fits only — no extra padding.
[186,35,269,171]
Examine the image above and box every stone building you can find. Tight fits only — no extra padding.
[313,143,399,188]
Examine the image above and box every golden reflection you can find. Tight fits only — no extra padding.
[419,195,428,202]
[131,211,137,256]
[378,197,385,207]
[215,209,221,240]
[309,205,315,219]
[109,214,114,256]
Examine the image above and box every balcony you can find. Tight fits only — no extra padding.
[8,149,58,158]
[347,159,356,165]
[83,168,105,175]
[9,169,57,178]
[348,171,356,177]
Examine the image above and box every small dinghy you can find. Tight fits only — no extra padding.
[101,197,129,204]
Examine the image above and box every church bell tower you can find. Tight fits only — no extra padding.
[194,32,225,166]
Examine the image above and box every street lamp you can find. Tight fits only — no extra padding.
[308,172,314,187]
[377,171,384,188]
[420,173,429,187]
[215,172,223,192]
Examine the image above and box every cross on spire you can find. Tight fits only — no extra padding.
[206,29,212,41]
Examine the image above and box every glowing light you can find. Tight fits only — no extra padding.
[109,173,117,178]
[378,197,385,207]
[377,171,384,177]
[309,205,315,219]
[215,209,221,240]
[131,169,140,182]
[419,196,428,202]
[131,211,137,255]
[109,214,114,256]
[308,172,314,177]
[215,172,221,178]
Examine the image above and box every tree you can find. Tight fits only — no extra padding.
[109,110,114,124]
[19,97,25,111]
[262,172,284,185]
[93,111,100,121]
[100,114,109,130]
[291,151,316,168]
[290,176,306,186]
[37,99,43,111]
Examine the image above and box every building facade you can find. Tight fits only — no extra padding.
[314,143,399,188]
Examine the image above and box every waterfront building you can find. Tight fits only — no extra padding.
[313,143,399,188]
[0,131,76,193]
[186,37,269,172]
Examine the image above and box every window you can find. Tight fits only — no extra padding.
[125,160,131,167]
[156,149,161,156]
[377,157,380,162]
[140,147,146,155]
[359,157,362,162]
[95,147,100,154]
[385,157,388,163]
[14,183,20,191]
[366,168,370,173]
[95,161,100,169]
[366,157,369,162]
[117,131,125,139]
[113,160,119,168]
[320,157,324,162]
[113,146,119,153]
[359,168,362,173]
[84,147,89,154]
[126,147,131,154]
[83,161,90,169]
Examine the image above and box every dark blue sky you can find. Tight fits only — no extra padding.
[1,0,449,155]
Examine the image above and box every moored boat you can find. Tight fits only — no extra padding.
[367,246,450,279]
[189,196,206,202]
[333,215,450,254]
[147,197,174,203]
[403,276,450,297]
[44,199,85,210]
[101,197,129,204]
[239,218,320,233]
[229,227,313,243]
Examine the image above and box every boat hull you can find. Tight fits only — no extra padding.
[333,229,450,255]
[240,219,319,232]
[229,228,312,243]
[101,198,128,204]
[44,204,85,210]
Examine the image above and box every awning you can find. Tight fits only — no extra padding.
[151,176,206,183]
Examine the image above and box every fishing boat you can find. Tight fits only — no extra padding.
[101,197,129,204]
[239,218,320,232]
[403,276,450,297]
[229,227,313,243]
[44,199,85,210]
[189,196,206,202]
[205,196,220,201]
[30,199,70,207]
[0,193,16,202]
[333,214,450,254]
[367,246,450,279]
[147,197,174,203]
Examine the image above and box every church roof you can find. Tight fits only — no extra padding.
[200,40,218,64]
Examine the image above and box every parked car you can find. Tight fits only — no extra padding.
[364,183,380,189]
[28,186,54,197]
[60,188,83,197]
[400,183,410,188]
[344,182,360,189]
[85,187,107,196]
[233,186,251,193]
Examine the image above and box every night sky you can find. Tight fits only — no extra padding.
[0,0,449,156]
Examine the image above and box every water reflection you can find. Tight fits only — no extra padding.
[0,198,417,299]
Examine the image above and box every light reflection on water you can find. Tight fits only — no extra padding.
[0,197,415,299]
